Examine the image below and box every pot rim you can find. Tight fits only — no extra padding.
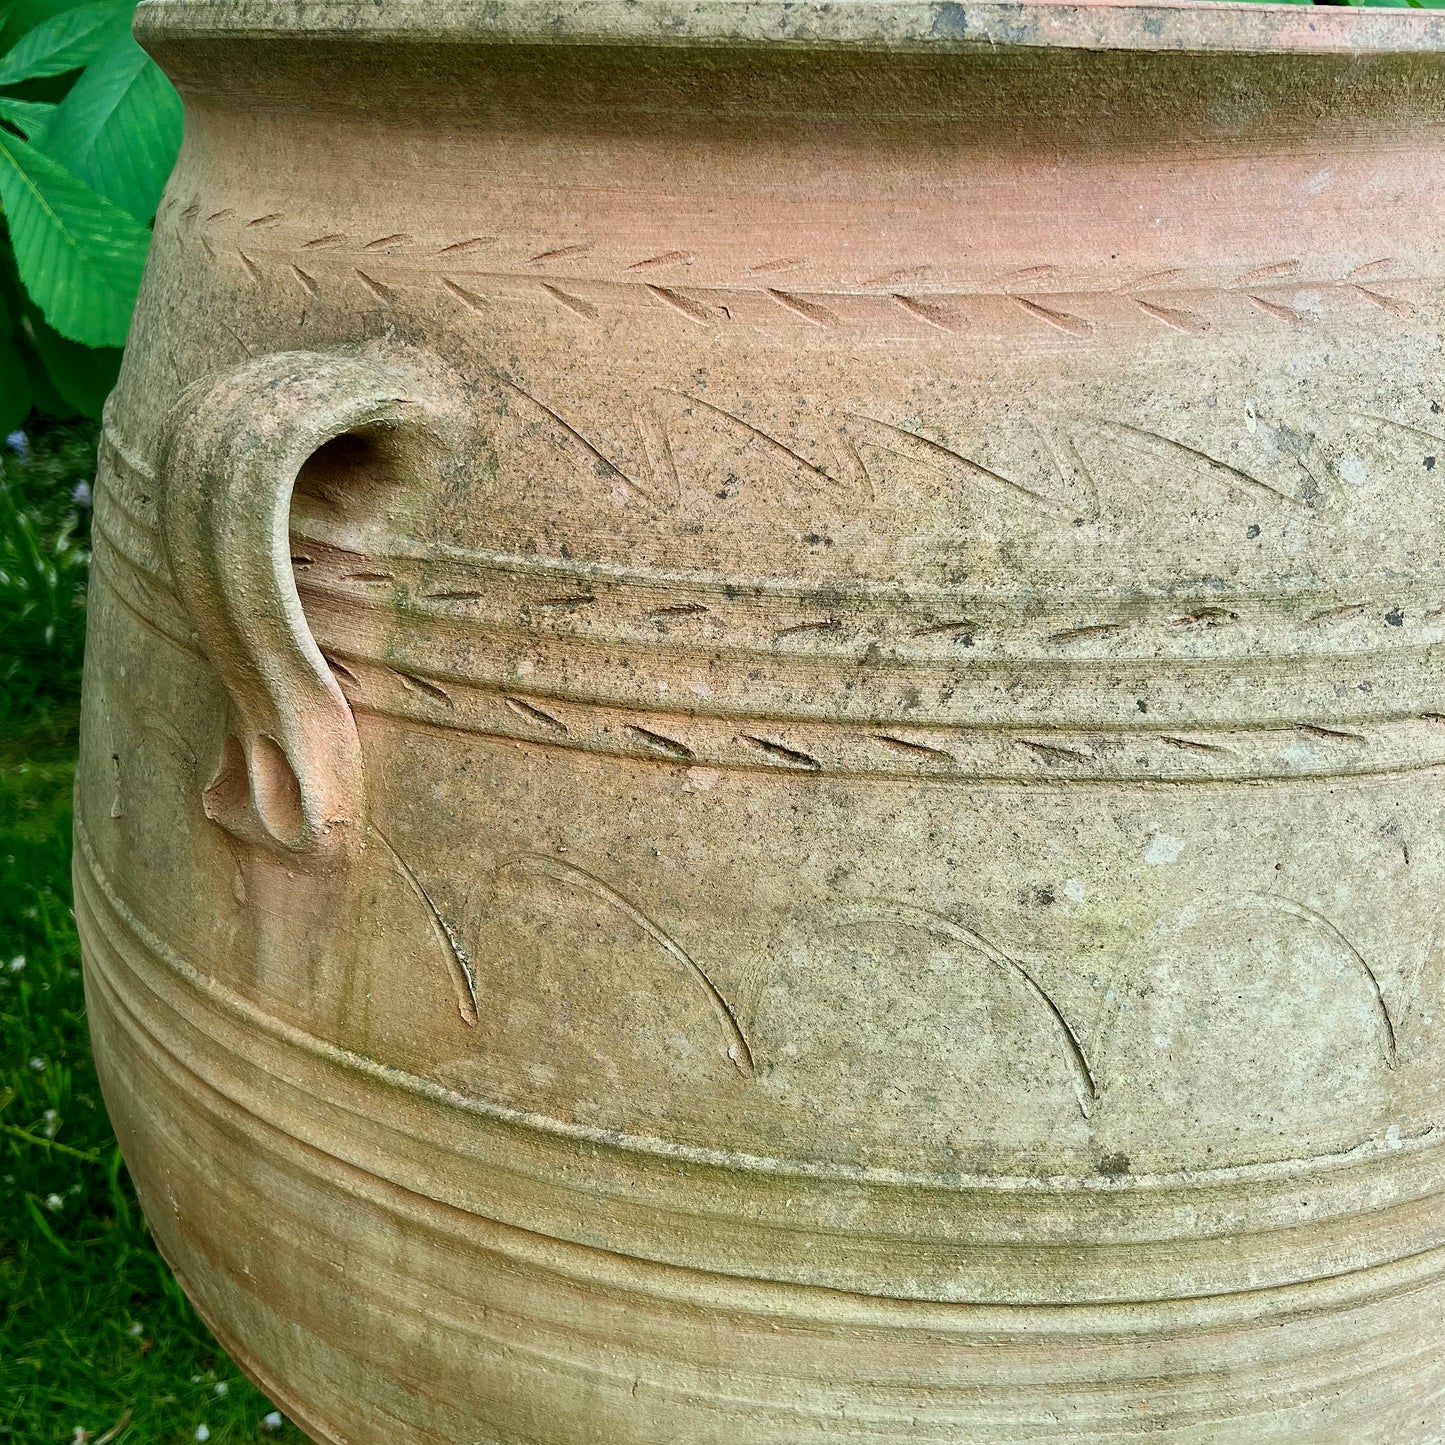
[134,0,1445,57]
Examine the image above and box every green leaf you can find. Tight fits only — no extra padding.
[40,32,179,220]
[0,326,34,431]
[21,296,119,413]
[0,1,130,87]
[0,0,100,52]
[0,96,55,139]
[0,128,149,345]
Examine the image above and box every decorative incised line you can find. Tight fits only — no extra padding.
[503,696,567,734]
[764,288,838,328]
[90,514,1445,788]
[497,854,754,1073]
[439,278,486,311]
[627,250,694,271]
[1132,298,1205,335]
[891,293,954,332]
[1012,295,1091,338]
[841,901,1097,1119]
[354,270,393,303]
[307,649,1445,786]
[104,465,1445,684]
[1239,894,1398,1069]
[529,242,593,264]
[1102,421,1303,507]
[374,826,479,1027]
[82,814,1445,1194]
[540,282,598,321]
[88,458,1445,786]
[848,412,1060,508]
[287,532,1445,669]
[437,237,495,256]
[645,284,712,325]
[500,378,653,500]
[677,391,847,491]
[93,387,1445,786]
[177,207,1428,338]
[95,424,1445,659]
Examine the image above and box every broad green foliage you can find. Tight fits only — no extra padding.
[43,31,182,220]
[0,3,131,87]
[0,0,182,422]
[0,132,151,344]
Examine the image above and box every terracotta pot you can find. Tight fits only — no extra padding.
[76,2,1445,1439]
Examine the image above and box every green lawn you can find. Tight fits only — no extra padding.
[0,425,307,1445]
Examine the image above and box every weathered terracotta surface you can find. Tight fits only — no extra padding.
[76,2,1445,1439]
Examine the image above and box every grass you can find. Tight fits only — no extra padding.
[0,423,308,1445]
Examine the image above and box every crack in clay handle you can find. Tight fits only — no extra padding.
[158,351,457,866]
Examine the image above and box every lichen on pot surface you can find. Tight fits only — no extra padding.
[75,2,1445,1440]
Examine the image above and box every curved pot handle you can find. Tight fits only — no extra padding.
[158,350,458,867]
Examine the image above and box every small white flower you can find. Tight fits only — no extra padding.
[8,954,24,971]
[128,1322,143,1336]
[213,1382,228,1397]
[194,1426,210,1443]
[44,1193,64,1212]
[262,1413,283,1432]
[27,1057,45,1072]
[42,1110,58,1138]
[71,1427,89,1443]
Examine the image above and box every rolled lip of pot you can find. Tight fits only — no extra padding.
[132,0,1445,57]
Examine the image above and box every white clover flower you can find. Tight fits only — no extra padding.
[213,1382,228,1397]
[27,1057,45,1072]
[8,955,25,971]
[44,1193,64,1211]
[194,1426,210,1443]
[262,1412,283,1431]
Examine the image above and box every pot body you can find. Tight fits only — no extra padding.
[77,5,1445,1440]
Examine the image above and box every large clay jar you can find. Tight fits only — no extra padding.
[76,2,1445,1439]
